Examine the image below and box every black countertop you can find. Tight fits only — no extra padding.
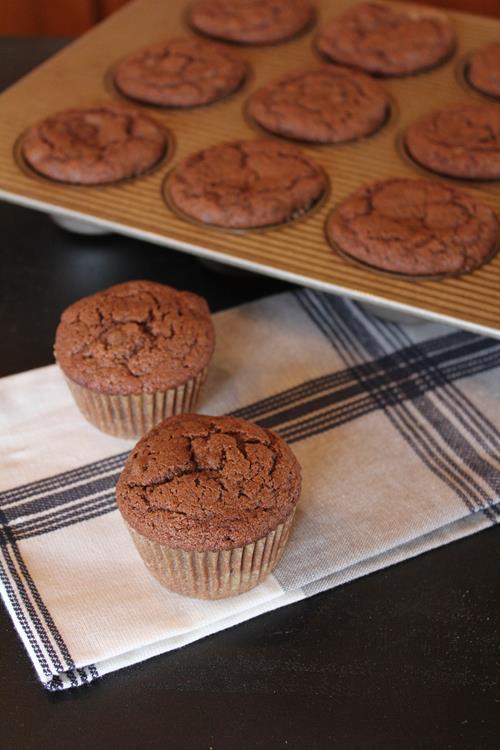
[0,37,498,750]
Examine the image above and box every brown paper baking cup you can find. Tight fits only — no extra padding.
[126,509,296,599]
[62,366,207,439]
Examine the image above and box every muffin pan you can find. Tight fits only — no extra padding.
[0,0,499,337]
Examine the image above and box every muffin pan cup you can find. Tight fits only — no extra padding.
[184,3,318,48]
[325,222,500,282]
[397,128,500,184]
[125,508,296,599]
[162,165,331,234]
[105,55,254,112]
[242,93,398,147]
[13,120,175,188]
[456,51,500,102]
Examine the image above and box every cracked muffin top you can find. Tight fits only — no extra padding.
[114,37,247,108]
[116,414,302,550]
[405,103,500,180]
[21,105,166,185]
[247,64,389,143]
[316,1,455,76]
[188,0,314,45]
[54,280,215,394]
[167,138,326,228]
[327,178,499,276]
[468,41,500,99]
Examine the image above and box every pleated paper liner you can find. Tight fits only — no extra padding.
[62,367,208,439]
[126,509,297,599]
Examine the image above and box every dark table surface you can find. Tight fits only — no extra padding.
[0,38,498,750]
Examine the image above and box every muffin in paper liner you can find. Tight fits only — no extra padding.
[54,280,215,439]
[62,367,207,439]
[126,509,296,599]
[116,414,302,599]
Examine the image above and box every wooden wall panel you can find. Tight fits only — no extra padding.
[0,0,498,38]
[1,0,99,35]
[100,1,500,20]
[411,0,500,16]
[99,0,130,13]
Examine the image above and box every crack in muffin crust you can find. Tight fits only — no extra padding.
[247,64,389,143]
[167,138,327,228]
[54,280,215,394]
[114,37,247,107]
[21,105,167,185]
[405,103,500,180]
[116,414,302,550]
[316,2,455,76]
[327,178,499,276]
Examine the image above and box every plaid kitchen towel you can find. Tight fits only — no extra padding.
[1,290,499,690]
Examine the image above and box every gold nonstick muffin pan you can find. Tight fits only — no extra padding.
[0,0,499,337]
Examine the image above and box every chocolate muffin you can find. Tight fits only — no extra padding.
[188,0,314,45]
[167,138,326,228]
[327,178,499,276]
[405,103,500,180]
[116,414,302,598]
[21,105,167,185]
[316,2,455,76]
[54,281,215,438]
[114,37,247,108]
[468,41,500,99]
[247,64,389,143]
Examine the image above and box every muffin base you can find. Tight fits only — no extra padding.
[328,234,500,281]
[125,509,296,599]
[62,367,208,439]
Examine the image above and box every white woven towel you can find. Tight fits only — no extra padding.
[1,290,499,690]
